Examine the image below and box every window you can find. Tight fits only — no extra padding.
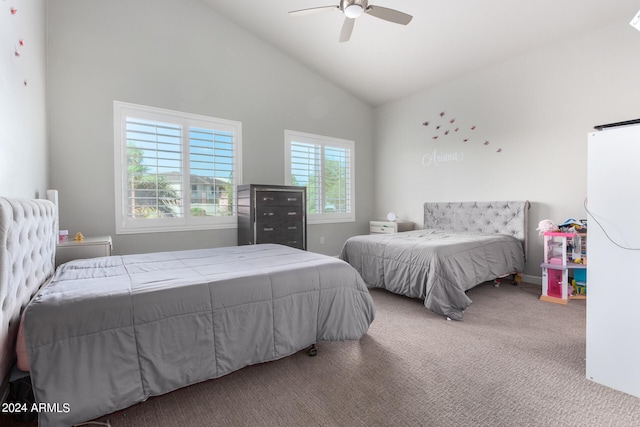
[285,130,355,224]
[114,101,242,234]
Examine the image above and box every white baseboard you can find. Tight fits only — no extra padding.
[522,274,542,286]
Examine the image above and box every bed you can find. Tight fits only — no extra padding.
[0,194,375,427]
[340,201,529,320]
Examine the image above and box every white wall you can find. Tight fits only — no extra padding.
[0,0,47,198]
[373,22,640,280]
[47,0,374,256]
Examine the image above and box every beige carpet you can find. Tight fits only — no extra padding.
[3,282,640,426]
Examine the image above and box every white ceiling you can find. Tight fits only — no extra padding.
[202,0,640,106]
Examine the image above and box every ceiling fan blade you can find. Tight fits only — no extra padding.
[289,5,339,16]
[365,5,412,25]
[339,17,355,42]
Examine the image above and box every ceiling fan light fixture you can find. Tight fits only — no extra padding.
[290,0,412,43]
[344,4,364,18]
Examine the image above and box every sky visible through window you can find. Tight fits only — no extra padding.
[126,119,233,182]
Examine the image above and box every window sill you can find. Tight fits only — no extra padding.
[115,222,238,235]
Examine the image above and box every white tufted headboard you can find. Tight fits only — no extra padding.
[423,201,530,260]
[0,195,57,401]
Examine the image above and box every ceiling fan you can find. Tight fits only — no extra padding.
[289,0,412,43]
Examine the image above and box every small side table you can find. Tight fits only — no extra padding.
[56,236,113,267]
[369,220,414,234]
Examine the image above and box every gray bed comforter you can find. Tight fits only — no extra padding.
[24,244,374,427]
[340,230,525,320]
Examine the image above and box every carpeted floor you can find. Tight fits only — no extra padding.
[3,281,640,426]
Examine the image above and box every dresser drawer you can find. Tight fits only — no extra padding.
[256,223,304,247]
[256,206,303,220]
[256,191,304,207]
[370,224,396,234]
[256,221,302,233]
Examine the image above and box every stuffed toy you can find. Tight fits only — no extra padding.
[536,219,559,235]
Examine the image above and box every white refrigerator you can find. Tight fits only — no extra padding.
[586,121,640,398]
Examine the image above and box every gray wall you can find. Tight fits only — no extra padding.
[0,0,47,198]
[47,0,374,256]
[373,23,640,281]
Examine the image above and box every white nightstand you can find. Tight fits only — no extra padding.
[370,220,414,234]
[56,236,112,266]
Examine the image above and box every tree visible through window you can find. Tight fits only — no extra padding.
[125,119,183,219]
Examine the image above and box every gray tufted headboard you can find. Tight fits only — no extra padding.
[0,195,57,401]
[423,201,530,260]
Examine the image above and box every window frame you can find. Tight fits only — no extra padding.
[284,129,355,224]
[113,101,242,234]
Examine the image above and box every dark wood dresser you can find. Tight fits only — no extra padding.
[237,184,307,250]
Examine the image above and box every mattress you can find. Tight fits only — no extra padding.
[24,244,375,427]
[340,229,525,320]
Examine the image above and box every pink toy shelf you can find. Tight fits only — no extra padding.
[540,231,587,304]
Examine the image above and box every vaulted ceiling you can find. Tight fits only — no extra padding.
[203,1,640,106]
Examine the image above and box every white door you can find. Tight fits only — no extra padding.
[586,124,640,398]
